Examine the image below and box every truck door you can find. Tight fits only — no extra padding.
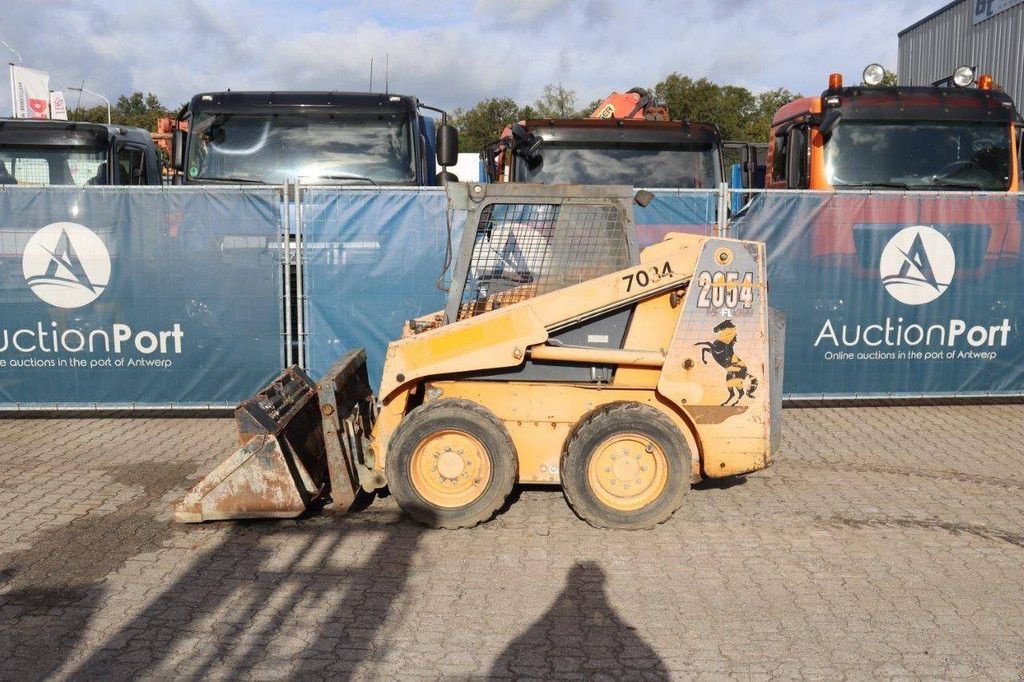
[116,144,154,185]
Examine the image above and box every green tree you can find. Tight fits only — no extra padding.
[533,84,581,119]
[450,97,531,153]
[654,74,799,142]
[582,98,604,116]
[654,74,755,140]
[68,91,171,131]
[746,87,800,141]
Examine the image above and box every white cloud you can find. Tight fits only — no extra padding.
[0,0,944,122]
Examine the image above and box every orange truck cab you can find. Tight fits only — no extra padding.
[766,66,1021,192]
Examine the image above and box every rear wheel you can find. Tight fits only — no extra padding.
[561,402,690,529]
[386,399,517,529]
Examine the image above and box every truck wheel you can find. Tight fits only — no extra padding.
[386,399,517,529]
[561,402,689,530]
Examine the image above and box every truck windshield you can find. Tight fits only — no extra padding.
[824,121,1012,190]
[186,112,416,184]
[0,145,107,186]
[516,142,721,188]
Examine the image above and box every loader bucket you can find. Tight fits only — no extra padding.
[317,349,380,513]
[175,366,329,522]
[175,351,378,523]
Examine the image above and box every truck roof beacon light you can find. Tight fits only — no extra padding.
[828,73,843,89]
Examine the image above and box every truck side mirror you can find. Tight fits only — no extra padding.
[437,124,458,168]
[819,110,842,136]
[172,128,186,172]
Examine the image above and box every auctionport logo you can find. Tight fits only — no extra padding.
[879,225,955,306]
[22,222,110,308]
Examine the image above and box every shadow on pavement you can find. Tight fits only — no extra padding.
[694,474,747,491]
[0,586,102,679]
[68,507,429,679]
[0,461,197,679]
[489,560,669,679]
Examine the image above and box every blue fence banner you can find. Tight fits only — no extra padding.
[302,188,461,385]
[635,189,717,246]
[4,184,1020,407]
[731,191,1024,398]
[0,186,283,408]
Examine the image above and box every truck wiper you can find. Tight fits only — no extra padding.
[835,182,917,190]
[300,174,379,187]
[926,177,987,190]
[194,175,265,184]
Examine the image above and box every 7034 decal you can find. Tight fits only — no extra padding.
[622,261,673,292]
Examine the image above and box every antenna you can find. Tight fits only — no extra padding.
[369,57,374,92]
[385,54,389,94]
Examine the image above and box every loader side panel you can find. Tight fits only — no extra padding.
[657,239,775,476]
[422,380,702,484]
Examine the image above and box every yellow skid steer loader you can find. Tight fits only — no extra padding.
[176,184,784,529]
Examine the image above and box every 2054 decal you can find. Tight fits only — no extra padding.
[695,271,755,309]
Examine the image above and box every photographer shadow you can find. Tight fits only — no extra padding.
[490,560,668,679]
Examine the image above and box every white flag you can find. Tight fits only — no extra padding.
[9,65,51,119]
[49,91,68,120]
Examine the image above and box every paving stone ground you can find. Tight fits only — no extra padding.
[1,405,1023,680]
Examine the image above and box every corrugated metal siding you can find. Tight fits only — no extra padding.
[899,0,1024,106]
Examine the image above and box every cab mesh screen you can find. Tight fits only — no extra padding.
[456,202,630,320]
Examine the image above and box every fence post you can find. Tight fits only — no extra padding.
[282,180,293,368]
[716,182,729,237]
[295,178,306,371]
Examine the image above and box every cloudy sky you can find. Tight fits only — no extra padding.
[1,0,944,116]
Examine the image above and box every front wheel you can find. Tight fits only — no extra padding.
[386,399,517,529]
[561,402,690,529]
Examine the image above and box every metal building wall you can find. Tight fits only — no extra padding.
[898,0,1024,106]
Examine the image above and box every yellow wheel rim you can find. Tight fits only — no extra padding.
[586,433,669,512]
[409,429,492,509]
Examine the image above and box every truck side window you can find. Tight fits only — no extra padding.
[118,146,148,185]
[785,126,808,189]
[771,133,787,184]
[1018,127,1023,184]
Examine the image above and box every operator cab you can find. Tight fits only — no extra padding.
[0,119,162,186]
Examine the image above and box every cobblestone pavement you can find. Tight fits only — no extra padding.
[1,405,1023,680]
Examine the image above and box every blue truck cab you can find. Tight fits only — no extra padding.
[171,91,457,186]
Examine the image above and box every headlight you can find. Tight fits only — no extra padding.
[862,64,886,86]
[953,65,975,87]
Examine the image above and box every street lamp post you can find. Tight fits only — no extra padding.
[67,86,111,125]
[0,38,23,64]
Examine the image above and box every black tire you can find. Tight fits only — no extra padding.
[561,402,690,530]
[386,399,517,529]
